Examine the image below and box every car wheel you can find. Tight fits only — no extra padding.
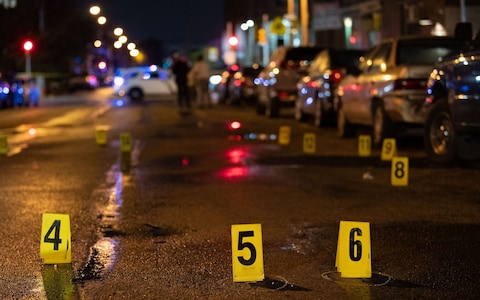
[128,88,144,101]
[424,101,456,164]
[265,97,279,118]
[314,99,323,127]
[256,100,266,115]
[372,101,394,147]
[337,101,354,138]
[294,99,306,122]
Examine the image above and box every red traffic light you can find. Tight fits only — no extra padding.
[227,35,239,49]
[23,40,34,52]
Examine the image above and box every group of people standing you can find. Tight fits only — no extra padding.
[170,52,212,110]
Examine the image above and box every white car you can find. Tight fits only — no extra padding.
[114,65,177,101]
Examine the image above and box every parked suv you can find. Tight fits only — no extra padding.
[424,47,480,164]
[255,46,323,117]
[295,48,364,127]
[335,36,465,146]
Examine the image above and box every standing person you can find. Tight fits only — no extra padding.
[170,52,191,110]
[190,54,211,108]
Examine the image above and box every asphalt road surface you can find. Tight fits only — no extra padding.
[0,91,479,299]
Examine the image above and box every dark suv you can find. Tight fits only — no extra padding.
[424,47,480,164]
[255,46,323,117]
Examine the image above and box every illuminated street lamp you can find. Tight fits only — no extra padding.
[97,16,107,25]
[113,27,124,36]
[127,42,136,51]
[89,5,100,16]
[118,35,128,44]
[114,41,123,49]
[23,40,34,78]
[240,19,255,65]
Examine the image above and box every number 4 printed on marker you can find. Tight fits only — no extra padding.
[40,213,71,264]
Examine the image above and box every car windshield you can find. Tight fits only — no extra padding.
[396,39,465,65]
[285,47,323,62]
[330,50,365,68]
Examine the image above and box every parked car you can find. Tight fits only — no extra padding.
[335,36,466,146]
[255,45,323,117]
[424,47,480,164]
[226,64,262,105]
[0,79,11,108]
[295,48,365,127]
[67,74,99,92]
[114,65,177,101]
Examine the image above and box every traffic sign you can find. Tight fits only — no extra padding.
[270,17,286,35]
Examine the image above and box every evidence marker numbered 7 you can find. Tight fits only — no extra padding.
[231,223,264,282]
[40,213,72,264]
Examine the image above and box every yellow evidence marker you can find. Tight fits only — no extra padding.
[0,134,8,154]
[358,135,371,157]
[381,138,397,161]
[40,213,71,264]
[278,126,291,145]
[336,221,371,278]
[120,132,132,153]
[303,133,316,154]
[231,224,264,282]
[391,156,409,186]
[95,127,108,146]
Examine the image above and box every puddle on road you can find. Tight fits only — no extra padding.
[74,164,125,283]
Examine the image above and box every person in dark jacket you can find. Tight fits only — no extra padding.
[170,52,191,109]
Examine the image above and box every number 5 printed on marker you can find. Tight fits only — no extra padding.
[231,224,264,282]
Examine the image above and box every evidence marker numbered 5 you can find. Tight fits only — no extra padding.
[231,224,264,282]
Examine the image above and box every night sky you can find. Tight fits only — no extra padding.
[95,0,225,49]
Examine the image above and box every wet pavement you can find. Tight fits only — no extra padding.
[0,98,479,299]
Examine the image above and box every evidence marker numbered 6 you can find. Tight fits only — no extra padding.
[231,224,264,282]
[336,220,371,278]
[40,213,72,264]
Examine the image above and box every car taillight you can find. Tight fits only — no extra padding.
[393,79,427,90]
[331,69,342,84]
[234,79,242,87]
[307,81,319,88]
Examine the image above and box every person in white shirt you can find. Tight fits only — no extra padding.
[190,54,211,108]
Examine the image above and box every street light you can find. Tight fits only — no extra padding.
[97,16,107,25]
[89,5,100,16]
[23,40,34,78]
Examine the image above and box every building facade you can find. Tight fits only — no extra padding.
[224,0,480,65]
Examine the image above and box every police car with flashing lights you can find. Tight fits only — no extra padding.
[113,65,177,101]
